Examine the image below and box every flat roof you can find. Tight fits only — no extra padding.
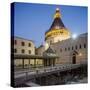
[13,54,58,59]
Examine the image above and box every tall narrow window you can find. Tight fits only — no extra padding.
[65,48,67,51]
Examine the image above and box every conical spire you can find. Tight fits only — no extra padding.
[49,8,65,30]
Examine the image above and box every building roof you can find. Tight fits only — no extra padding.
[45,8,66,34]
[44,47,55,54]
[49,18,65,30]
[37,44,44,49]
[14,54,58,59]
[79,33,88,38]
[14,36,34,43]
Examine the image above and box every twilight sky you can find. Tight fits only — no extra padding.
[14,2,87,47]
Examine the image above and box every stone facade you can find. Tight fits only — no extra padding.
[51,33,87,64]
[14,37,35,66]
[37,33,88,65]
[36,45,45,55]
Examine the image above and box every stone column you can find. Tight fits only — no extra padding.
[29,59,30,68]
[34,59,36,68]
[22,59,24,69]
[53,59,55,66]
[42,59,44,67]
[46,59,47,66]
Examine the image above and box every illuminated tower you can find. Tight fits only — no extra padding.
[45,8,71,48]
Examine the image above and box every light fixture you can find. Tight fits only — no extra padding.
[72,34,77,39]
[79,53,82,56]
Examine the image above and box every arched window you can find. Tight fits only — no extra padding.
[28,43,31,47]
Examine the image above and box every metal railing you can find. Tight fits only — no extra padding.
[15,62,87,79]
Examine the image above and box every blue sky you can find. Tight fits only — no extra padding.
[14,2,88,47]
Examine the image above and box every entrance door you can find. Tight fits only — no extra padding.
[72,54,76,64]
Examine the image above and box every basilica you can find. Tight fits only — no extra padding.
[14,8,87,67]
[37,8,87,65]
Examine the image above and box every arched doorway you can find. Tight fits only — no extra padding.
[72,51,78,64]
[72,53,76,64]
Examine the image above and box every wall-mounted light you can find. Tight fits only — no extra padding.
[79,53,82,56]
